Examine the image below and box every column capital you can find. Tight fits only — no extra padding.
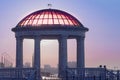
[34,36,41,41]
[34,36,40,38]
[76,36,85,40]
[16,36,24,40]
[58,35,68,41]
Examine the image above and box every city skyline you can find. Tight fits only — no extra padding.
[0,0,120,69]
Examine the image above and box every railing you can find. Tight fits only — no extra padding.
[106,70,120,80]
[0,68,36,80]
[0,67,119,80]
[65,68,120,80]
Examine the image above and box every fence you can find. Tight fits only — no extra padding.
[41,68,120,80]
[65,68,120,80]
[0,68,36,80]
[0,67,119,80]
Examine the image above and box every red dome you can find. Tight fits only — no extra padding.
[17,9,83,27]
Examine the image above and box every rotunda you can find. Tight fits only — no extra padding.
[12,9,89,79]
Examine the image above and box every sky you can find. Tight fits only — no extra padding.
[0,0,120,69]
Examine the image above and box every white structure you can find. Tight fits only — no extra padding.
[12,9,88,79]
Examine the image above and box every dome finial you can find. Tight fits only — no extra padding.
[47,4,52,9]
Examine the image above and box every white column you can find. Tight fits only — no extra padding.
[77,36,85,68]
[58,35,68,78]
[77,36,85,79]
[34,36,41,80]
[34,37,41,68]
[16,37,23,68]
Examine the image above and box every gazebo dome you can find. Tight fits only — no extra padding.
[17,9,83,27]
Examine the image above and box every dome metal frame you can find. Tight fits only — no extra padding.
[17,9,83,27]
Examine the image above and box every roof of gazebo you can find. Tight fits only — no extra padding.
[12,9,89,32]
[17,9,83,27]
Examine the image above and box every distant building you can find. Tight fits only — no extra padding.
[43,62,77,74]
[0,62,4,68]
[68,61,76,68]
[44,65,51,70]
[24,62,31,68]
[0,53,13,68]
[0,59,13,68]
[43,64,58,74]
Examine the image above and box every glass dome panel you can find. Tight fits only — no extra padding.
[17,9,83,27]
